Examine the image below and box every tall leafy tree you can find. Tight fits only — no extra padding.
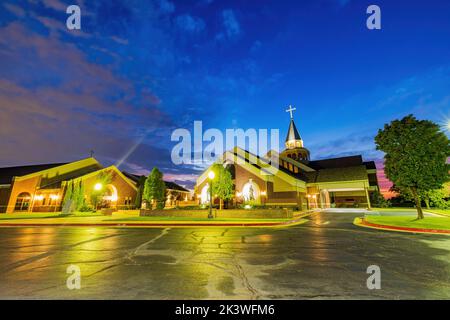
[135,175,146,209]
[211,163,234,210]
[76,180,85,210]
[143,167,166,210]
[375,115,449,219]
[63,180,74,209]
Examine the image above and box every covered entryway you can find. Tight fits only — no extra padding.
[98,184,118,209]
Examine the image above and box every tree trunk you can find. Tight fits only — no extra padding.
[411,187,424,219]
[220,198,223,210]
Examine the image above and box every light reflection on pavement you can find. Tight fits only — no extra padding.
[1,211,450,299]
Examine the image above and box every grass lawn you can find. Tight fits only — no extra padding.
[371,207,416,212]
[0,211,295,225]
[0,212,103,220]
[424,209,450,217]
[365,215,450,230]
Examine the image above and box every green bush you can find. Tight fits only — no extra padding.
[78,204,94,212]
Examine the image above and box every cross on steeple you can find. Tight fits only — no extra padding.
[286,105,296,119]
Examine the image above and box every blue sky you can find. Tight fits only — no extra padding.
[0,0,449,189]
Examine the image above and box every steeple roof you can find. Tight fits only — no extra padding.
[285,119,302,142]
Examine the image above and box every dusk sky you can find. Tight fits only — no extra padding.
[1,0,449,191]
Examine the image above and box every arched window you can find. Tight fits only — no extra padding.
[15,192,31,211]
[200,184,210,204]
[242,180,260,203]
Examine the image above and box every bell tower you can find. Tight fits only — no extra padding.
[281,105,310,163]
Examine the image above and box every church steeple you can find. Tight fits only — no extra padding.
[281,105,310,162]
[285,118,303,149]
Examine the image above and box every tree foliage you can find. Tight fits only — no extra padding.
[135,175,146,209]
[375,115,450,219]
[423,188,450,209]
[63,180,86,212]
[370,189,390,208]
[143,167,166,210]
[211,163,234,210]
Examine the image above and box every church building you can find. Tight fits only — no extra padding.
[196,108,379,210]
[0,157,190,213]
[0,158,138,213]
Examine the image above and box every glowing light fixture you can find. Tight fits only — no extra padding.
[50,194,59,200]
[34,195,44,201]
[94,183,102,191]
[208,171,215,180]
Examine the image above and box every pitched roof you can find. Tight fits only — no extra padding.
[307,165,369,183]
[122,171,189,192]
[0,163,67,185]
[122,171,143,184]
[165,181,189,192]
[0,158,103,188]
[285,119,302,142]
[308,155,364,170]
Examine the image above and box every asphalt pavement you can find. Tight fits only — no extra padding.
[1,210,449,299]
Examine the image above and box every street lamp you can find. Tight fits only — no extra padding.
[94,183,103,191]
[208,170,215,219]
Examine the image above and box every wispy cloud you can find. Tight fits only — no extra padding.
[175,14,205,33]
[157,0,175,14]
[3,3,26,17]
[216,9,241,41]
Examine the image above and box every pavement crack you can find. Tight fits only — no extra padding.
[127,228,171,262]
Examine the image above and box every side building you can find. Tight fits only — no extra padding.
[0,158,190,213]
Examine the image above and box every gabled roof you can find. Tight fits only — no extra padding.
[308,155,364,170]
[285,119,302,142]
[197,147,307,188]
[306,165,369,183]
[0,163,67,184]
[122,171,143,184]
[14,158,102,182]
[122,171,189,192]
[70,165,138,191]
[165,181,189,192]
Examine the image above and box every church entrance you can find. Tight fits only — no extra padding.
[97,184,118,209]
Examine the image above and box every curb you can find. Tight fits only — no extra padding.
[0,214,315,229]
[0,211,317,229]
[354,217,450,235]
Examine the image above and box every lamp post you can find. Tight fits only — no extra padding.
[208,171,215,219]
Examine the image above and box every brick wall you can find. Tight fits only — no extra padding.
[6,176,40,213]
